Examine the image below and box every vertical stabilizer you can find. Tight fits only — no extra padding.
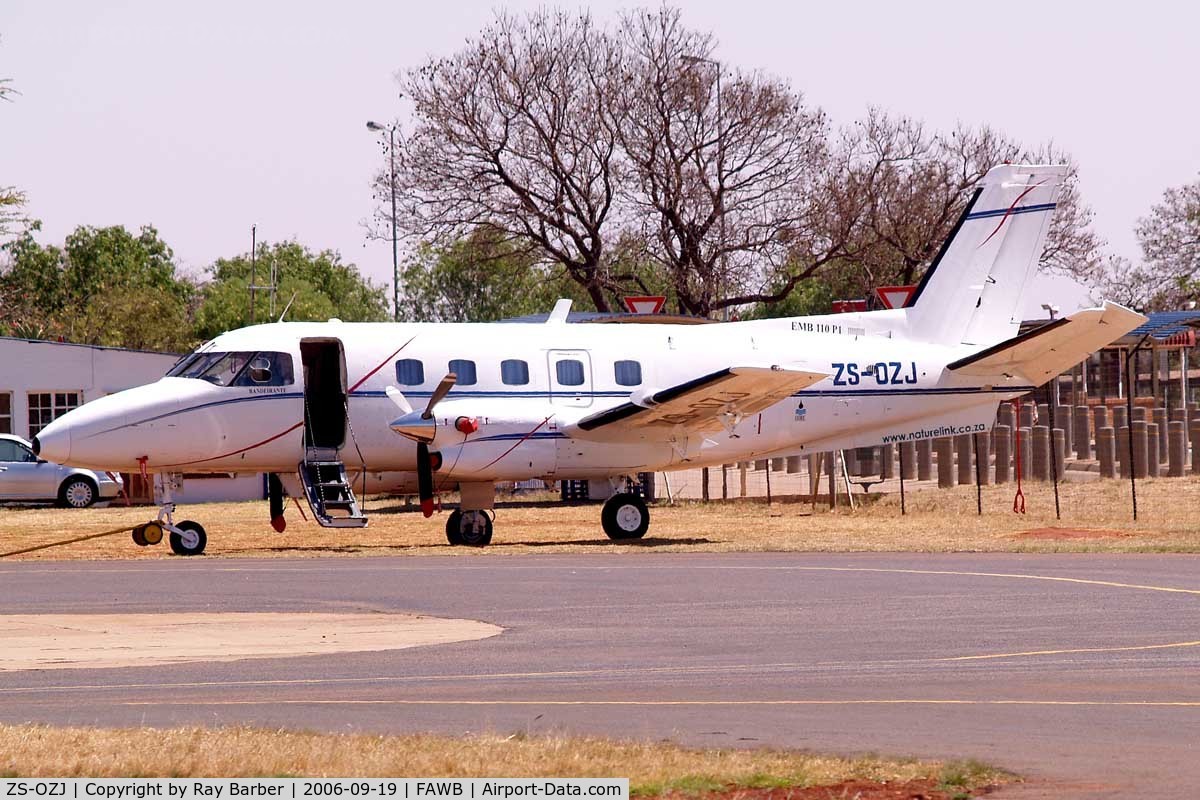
[905,164,1066,346]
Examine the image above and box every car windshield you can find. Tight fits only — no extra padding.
[166,351,294,387]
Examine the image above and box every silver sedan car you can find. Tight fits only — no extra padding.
[0,434,123,508]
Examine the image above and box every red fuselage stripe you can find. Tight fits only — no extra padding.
[479,415,554,472]
[977,179,1047,249]
[157,335,417,469]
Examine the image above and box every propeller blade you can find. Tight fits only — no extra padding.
[384,385,413,414]
[416,441,435,518]
[422,373,457,420]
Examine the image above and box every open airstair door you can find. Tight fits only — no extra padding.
[298,338,366,528]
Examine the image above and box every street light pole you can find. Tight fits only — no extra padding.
[367,120,400,322]
[681,55,726,320]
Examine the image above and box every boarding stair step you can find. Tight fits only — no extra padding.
[298,459,367,528]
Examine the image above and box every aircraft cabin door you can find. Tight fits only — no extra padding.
[547,350,593,408]
[299,338,348,454]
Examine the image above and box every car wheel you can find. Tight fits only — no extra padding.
[59,477,97,509]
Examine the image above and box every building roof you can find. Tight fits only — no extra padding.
[0,336,182,357]
[1124,311,1200,343]
[1021,310,1200,349]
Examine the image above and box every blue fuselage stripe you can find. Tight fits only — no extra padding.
[964,202,1056,220]
[108,383,1033,436]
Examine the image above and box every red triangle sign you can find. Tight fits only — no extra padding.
[875,285,917,310]
[623,295,667,314]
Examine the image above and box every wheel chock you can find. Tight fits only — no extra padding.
[142,521,164,545]
[131,521,164,547]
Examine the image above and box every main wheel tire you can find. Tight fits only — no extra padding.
[446,509,493,547]
[601,493,650,540]
[169,520,207,556]
[445,509,464,546]
[59,477,97,509]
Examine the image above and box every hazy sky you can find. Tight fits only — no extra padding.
[3,1,1197,317]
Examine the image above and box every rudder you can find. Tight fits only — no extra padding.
[905,164,1066,347]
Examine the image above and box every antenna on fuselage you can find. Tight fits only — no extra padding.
[277,291,298,322]
[547,298,572,323]
[247,225,278,326]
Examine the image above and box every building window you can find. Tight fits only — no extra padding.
[27,391,80,437]
[0,393,10,435]
[448,359,477,386]
[501,359,529,386]
[614,360,642,386]
[395,359,424,386]
[556,359,585,386]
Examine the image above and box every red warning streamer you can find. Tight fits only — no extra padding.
[1012,399,1026,514]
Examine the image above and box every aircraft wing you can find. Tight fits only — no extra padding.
[570,366,828,438]
[947,302,1146,383]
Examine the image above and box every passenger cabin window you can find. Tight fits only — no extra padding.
[448,359,477,386]
[614,360,642,386]
[395,358,424,386]
[556,359,585,386]
[167,351,294,387]
[501,359,529,386]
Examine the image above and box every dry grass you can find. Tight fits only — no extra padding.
[2,476,1200,561]
[0,724,1003,795]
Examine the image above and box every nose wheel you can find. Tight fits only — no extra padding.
[169,520,208,556]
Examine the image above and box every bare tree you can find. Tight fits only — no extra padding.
[613,8,835,317]
[388,10,630,311]
[1136,176,1199,307]
[831,110,1104,298]
[1089,177,1200,311]
[379,9,1107,319]
[1,39,26,239]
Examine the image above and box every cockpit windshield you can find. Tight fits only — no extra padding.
[166,351,295,387]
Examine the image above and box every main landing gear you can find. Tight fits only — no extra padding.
[445,509,494,547]
[130,473,208,556]
[601,492,650,540]
[440,477,651,547]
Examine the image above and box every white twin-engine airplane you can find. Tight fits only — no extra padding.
[34,164,1144,554]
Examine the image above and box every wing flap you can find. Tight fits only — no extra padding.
[947,301,1146,382]
[573,366,828,438]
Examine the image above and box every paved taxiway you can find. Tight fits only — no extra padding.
[2,552,1200,798]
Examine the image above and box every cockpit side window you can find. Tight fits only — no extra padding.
[198,353,255,386]
[166,352,223,378]
[237,353,294,386]
[167,351,294,387]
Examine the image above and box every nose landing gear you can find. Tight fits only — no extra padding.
[169,520,207,556]
[128,473,209,556]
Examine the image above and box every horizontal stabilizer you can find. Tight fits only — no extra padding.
[947,302,1146,383]
[572,365,828,437]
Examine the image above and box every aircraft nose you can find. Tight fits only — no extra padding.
[32,420,71,463]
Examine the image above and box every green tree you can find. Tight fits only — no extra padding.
[399,233,591,323]
[0,222,196,351]
[193,241,388,340]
